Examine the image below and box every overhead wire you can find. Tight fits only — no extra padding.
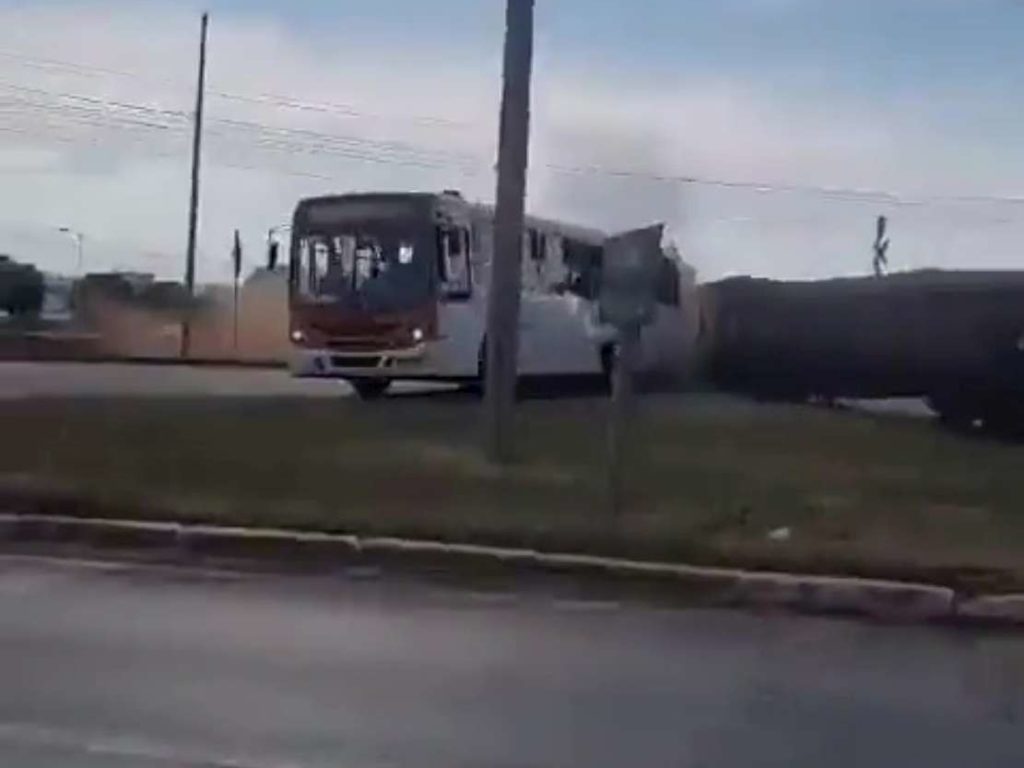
[544,163,1024,208]
[0,46,480,129]
[0,56,1021,211]
[0,110,483,184]
[0,81,487,170]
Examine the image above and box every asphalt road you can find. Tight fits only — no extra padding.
[0,363,935,421]
[0,362,450,399]
[1,555,1021,767]
[838,398,936,419]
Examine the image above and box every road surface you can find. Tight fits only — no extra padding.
[0,362,447,399]
[1,555,1021,767]
[0,363,935,418]
[839,398,935,419]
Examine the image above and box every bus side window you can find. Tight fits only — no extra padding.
[297,237,328,296]
[437,226,471,300]
[523,229,545,292]
[560,238,601,300]
[545,235,567,294]
[529,230,545,263]
[470,221,492,268]
[296,239,310,295]
[312,241,330,292]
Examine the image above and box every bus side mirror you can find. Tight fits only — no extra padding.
[267,241,279,270]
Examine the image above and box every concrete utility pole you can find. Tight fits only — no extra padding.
[181,11,208,358]
[484,0,534,463]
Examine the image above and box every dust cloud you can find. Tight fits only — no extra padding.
[81,271,290,362]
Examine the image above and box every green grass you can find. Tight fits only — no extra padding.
[2,393,1024,591]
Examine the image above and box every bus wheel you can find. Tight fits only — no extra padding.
[350,378,390,400]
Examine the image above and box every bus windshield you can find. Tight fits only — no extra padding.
[292,226,432,312]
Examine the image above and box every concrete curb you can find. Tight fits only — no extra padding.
[955,594,1024,625]
[1,512,1021,626]
[0,353,285,368]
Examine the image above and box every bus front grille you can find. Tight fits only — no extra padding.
[331,355,384,368]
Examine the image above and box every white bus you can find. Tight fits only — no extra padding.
[285,190,697,398]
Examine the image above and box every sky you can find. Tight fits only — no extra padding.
[0,0,1021,283]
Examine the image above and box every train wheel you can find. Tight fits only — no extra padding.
[979,398,1024,438]
[927,392,980,431]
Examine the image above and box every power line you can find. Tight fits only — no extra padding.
[207,115,479,163]
[0,108,482,172]
[0,117,474,178]
[0,46,480,130]
[0,122,184,155]
[3,69,1023,209]
[0,81,486,168]
[0,97,187,134]
[0,119,484,185]
[544,163,1024,207]
[207,89,474,130]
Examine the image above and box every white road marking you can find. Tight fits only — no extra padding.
[551,598,623,613]
[459,590,521,605]
[0,721,305,768]
[0,553,249,581]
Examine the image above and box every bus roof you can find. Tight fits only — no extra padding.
[294,191,607,246]
[296,192,439,207]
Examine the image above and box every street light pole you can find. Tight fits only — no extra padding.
[484,0,535,464]
[266,224,290,270]
[58,227,84,275]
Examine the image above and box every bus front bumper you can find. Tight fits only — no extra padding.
[290,344,429,379]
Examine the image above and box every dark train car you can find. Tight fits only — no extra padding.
[699,270,1024,427]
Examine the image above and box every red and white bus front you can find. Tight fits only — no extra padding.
[286,193,472,397]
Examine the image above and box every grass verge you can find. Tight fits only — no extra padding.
[2,393,1023,592]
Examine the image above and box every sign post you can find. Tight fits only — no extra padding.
[598,224,664,518]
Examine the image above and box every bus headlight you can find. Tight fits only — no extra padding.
[411,327,424,343]
[290,329,305,343]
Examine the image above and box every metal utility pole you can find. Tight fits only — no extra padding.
[57,227,84,275]
[606,323,639,517]
[484,0,534,463]
[266,224,290,270]
[231,228,242,352]
[598,224,664,518]
[181,11,208,358]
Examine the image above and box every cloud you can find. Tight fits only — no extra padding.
[0,2,1019,283]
